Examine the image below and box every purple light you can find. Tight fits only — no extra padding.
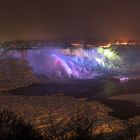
[3,47,120,80]
[119,77,129,83]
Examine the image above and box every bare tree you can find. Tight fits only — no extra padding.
[0,109,43,140]
[67,108,95,140]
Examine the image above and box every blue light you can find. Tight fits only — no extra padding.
[4,47,122,79]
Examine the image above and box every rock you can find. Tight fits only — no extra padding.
[0,58,38,91]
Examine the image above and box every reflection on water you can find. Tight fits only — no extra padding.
[9,79,140,99]
[103,81,119,96]
[102,80,140,97]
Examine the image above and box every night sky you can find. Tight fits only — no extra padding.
[0,0,140,41]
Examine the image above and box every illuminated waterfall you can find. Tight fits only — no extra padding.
[3,47,124,79]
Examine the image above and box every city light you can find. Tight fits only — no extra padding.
[100,43,111,48]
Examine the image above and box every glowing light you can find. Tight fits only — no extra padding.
[95,58,105,66]
[113,41,136,46]
[97,48,120,60]
[104,49,119,60]
[52,54,73,78]
[119,77,129,83]
[3,47,122,80]
[71,43,83,47]
[100,43,111,48]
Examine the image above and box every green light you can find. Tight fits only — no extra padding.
[97,48,104,54]
[104,49,115,59]
[97,48,120,60]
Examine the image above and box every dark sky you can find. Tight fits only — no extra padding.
[0,0,140,41]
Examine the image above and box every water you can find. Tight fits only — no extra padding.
[2,45,140,81]
[1,45,140,98]
[6,78,140,100]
